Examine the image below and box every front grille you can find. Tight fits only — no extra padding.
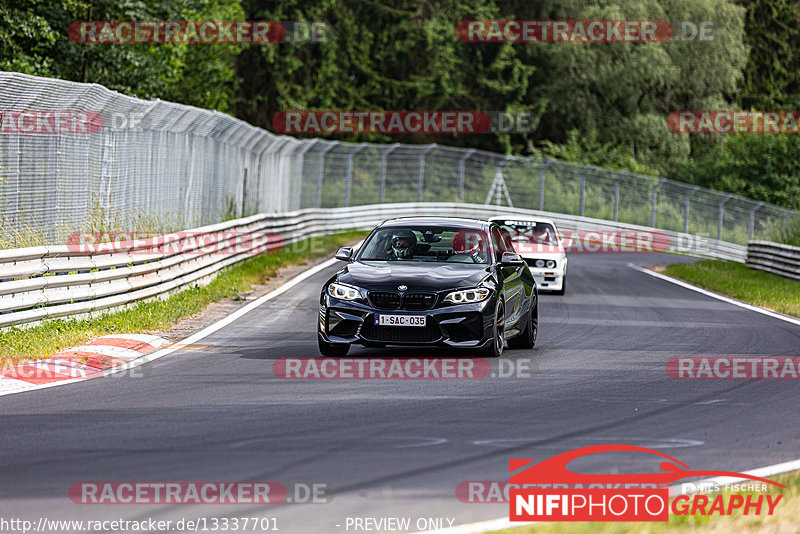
[360,322,442,343]
[403,293,436,310]
[368,291,401,309]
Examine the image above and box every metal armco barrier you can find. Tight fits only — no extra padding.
[0,203,746,329]
[746,241,800,281]
[1,73,795,248]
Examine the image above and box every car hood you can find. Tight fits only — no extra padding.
[338,261,490,292]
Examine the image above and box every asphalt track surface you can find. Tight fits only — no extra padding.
[1,252,799,533]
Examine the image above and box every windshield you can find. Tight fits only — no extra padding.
[358,226,491,264]
[497,220,559,245]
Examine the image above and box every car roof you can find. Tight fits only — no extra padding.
[379,217,491,231]
[490,216,558,226]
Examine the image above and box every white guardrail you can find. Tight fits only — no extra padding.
[746,241,800,281]
[0,202,746,329]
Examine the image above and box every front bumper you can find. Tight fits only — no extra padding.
[529,268,564,291]
[319,295,495,348]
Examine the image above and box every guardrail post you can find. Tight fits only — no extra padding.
[718,194,734,241]
[6,137,21,244]
[241,168,248,217]
[683,186,700,234]
[578,166,594,217]
[650,179,666,228]
[781,211,796,233]
[344,143,367,207]
[612,172,629,222]
[378,143,400,204]
[315,142,336,208]
[748,202,764,240]
[539,159,553,211]
[417,144,436,202]
[458,149,477,202]
[295,139,319,208]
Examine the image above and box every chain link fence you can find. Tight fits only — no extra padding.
[1,72,795,248]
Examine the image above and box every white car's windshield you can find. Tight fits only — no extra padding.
[498,220,559,246]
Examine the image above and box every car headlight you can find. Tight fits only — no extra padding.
[546,260,556,269]
[534,259,545,268]
[443,288,491,304]
[327,282,361,301]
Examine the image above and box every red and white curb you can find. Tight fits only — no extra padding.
[0,334,168,396]
[0,253,347,399]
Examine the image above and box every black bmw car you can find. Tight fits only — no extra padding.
[318,217,538,357]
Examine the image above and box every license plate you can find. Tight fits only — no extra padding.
[375,315,426,327]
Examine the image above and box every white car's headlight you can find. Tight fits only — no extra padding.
[443,288,491,304]
[327,283,361,301]
[546,260,556,269]
[534,259,545,268]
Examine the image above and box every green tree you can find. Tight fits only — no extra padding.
[671,134,800,209]
[515,0,747,174]
[736,0,800,109]
[233,0,533,152]
[0,0,243,112]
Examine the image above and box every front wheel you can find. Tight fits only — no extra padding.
[508,298,537,349]
[318,335,350,357]
[480,301,505,358]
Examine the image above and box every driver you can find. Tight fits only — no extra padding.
[452,231,486,262]
[389,229,417,259]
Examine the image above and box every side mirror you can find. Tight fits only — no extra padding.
[334,247,353,262]
[500,251,524,266]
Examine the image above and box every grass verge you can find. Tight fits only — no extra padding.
[0,230,366,367]
[491,470,800,533]
[656,260,800,318]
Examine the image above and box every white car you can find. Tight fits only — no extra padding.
[491,217,568,294]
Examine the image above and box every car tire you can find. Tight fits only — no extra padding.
[554,275,566,295]
[480,300,505,358]
[508,297,537,349]
[318,335,350,357]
